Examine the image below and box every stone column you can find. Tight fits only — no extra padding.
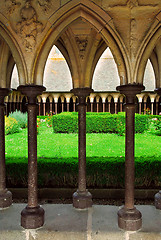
[71,88,93,209]
[62,102,64,112]
[4,101,8,116]
[151,102,154,115]
[43,103,46,116]
[17,85,45,229]
[0,88,12,208]
[90,98,94,112]
[54,98,58,114]
[120,102,123,112]
[103,103,105,112]
[156,102,159,115]
[144,102,146,114]
[154,88,161,209]
[108,102,111,113]
[102,98,106,112]
[114,102,117,114]
[50,102,53,113]
[17,101,20,111]
[20,102,22,112]
[139,102,142,114]
[116,84,144,231]
[38,102,41,116]
[73,102,76,112]
[55,103,58,114]
[96,102,99,113]
[9,102,12,113]
[67,103,70,112]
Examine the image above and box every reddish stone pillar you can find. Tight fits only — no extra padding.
[62,102,64,112]
[91,102,93,112]
[38,102,41,116]
[103,102,106,112]
[0,88,12,208]
[50,102,53,113]
[43,102,46,116]
[67,103,70,112]
[96,102,99,113]
[73,102,76,112]
[154,88,161,209]
[71,88,93,209]
[156,102,159,115]
[18,85,45,229]
[55,103,58,114]
[144,102,146,114]
[151,102,154,115]
[116,84,144,231]
[114,102,117,114]
[120,102,123,112]
[108,102,111,113]
[139,102,142,114]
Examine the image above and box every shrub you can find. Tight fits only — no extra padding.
[52,112,149,135]
[6,156,161,188]
[53,112,78,133]
[5,116,21,135]
[9,110,27,129]
[154,118,161,135]
[135,114,149,133]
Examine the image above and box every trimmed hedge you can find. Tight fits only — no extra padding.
[6,156,161,188]
[52,112,149,135]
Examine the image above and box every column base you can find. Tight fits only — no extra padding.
[73,190,92,209]
[154,191,161,209]
[118,206,142,231]
[21,205,45,229]
[0,189,12,208]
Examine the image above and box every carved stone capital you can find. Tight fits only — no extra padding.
[155,88,161,96]
[0,88,11,104]
[17,85,46,104]
[116,84,145,104]
[71,88,93,104]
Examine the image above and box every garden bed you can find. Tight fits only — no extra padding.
[6,156,161,189]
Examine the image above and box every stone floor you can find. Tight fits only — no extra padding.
[0,204,161,240]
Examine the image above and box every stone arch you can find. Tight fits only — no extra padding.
[136,19,161,86]
[33,1,128,87]
[0,19,27,85]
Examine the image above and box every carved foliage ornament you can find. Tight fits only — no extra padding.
[37,0,51,14]
[16,0,43,52]
[5,0,21,14]
[75,37,88,60]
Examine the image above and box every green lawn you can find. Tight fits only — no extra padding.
[5,122,161,158]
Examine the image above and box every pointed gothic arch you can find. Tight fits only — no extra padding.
[0,20,27,85]
[33,1,128,87]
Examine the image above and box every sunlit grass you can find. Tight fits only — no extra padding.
[5,121,161,159]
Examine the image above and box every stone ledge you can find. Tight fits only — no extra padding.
[0,204,161,240]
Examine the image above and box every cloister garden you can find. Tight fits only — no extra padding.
[5,111,161,190]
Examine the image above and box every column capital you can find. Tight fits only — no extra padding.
[116,84,145,104]
[71,88,93,98]
[0,88,11,104]
[17,85,46,104]
[155,88,161,96]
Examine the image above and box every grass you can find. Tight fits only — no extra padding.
[5,121,161,159]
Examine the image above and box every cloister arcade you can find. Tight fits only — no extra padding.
[0,0,161,234]
[5,90,161,115]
